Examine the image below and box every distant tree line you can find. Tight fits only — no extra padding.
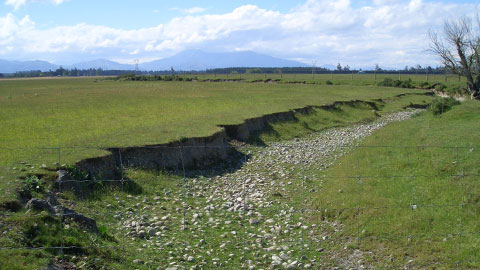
[0,67,176,78]
[0,65,449,78]
[206,67,329,74]
[206,65,448,75]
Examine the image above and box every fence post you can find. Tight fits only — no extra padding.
[301,176,306,268]
[58,146,64,258]
[57,147,62,193]
[178,146,187,232]
[242,152,247,268]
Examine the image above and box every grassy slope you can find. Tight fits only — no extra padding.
[310,100,480,268]
[259,94,434,143]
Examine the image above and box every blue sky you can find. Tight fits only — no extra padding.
[0,1,306,29]
[1,0,479,68]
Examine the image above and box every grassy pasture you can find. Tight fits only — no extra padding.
[310,101,480,268]
[0,77,426,163]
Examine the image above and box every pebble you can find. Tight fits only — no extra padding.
[133,259,144,264]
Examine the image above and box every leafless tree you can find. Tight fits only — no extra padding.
[430,15,480,99]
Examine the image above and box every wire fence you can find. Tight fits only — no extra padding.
[172,71,467,85]
[0,144,479,269]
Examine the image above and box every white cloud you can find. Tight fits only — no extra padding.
[5,0,67,10]
[169,7,207,14]
[0,0,478,67]
[184,7,206,14]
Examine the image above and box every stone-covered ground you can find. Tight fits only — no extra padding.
[105,110,420,270]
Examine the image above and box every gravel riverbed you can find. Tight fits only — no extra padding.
[119,110,421,269]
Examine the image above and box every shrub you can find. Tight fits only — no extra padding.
[326,80,333,85]
[399,78,414,88]
[378,78,414,88]
[65,164,88,181]
[428,97,460,115]
[418,81,432,89]
[434,83,446,91]
[377,78,394,87]
[116,73,136,81]
[20,175,45,198]
[448,85,467,95]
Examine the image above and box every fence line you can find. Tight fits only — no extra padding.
[0,144,479,151]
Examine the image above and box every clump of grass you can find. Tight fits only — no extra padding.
[435,83,446,91]
[65,164,87,181]
[428,97,460,115]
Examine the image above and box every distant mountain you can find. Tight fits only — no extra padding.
[140,50,308,71]
[0,60,58,73]
[68,59,134,70]
[0,51,309,73]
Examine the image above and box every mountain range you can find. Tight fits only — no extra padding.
[0,59,59,74]
[0,50,308,73]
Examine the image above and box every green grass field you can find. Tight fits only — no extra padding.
[0,77,427,163]
[308,100,480,268]
[1,76,476,269]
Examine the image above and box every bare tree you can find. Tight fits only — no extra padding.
[430,15,480,99]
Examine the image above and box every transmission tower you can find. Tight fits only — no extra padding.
[135,59,139,75]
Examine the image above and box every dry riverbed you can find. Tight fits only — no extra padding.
[101,110,421,269]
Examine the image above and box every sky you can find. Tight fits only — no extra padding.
[0,0,479,68]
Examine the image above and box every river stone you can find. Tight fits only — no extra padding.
[25,198,55,214]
